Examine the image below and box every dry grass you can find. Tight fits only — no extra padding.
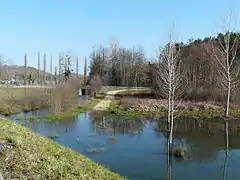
[0,88,52,115]
[0,79,82,116]
[0,118,125,180]
[0,88,47,99]
[120,97,224,112]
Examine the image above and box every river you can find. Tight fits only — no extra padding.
[4,106,240,180]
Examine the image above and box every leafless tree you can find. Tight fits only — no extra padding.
[43,53,46,85]
[76,56,79,78]
[90,74,103,97]
[208,12,239,117]
[0,56,4,80]
[58,53,63,84]
[84,56,87,85]
[153,25,183,149]
[24,53,28,97]
[38,52,41,85]
[50,55,53,82]
[54,66,58,84]
[24,53,27,85]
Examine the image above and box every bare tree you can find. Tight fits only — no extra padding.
[24,53,28,97]
[50,55,53,83]
[208,12,239,117]
[0,56,9,82]
[84,56,87,84]
[0,56,4,80]
[153,25,183,149]
[58,53,62,84]
[38,52,41,85]
[76,56,79,78]
[43,53,46,85]
[90,75,103,97]
[54,66,58,84]
[24,53,27,85]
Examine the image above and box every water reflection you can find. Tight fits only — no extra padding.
[89,111,152,135]
[223,120,229,180]
[4,110,240,180]
[79,95,88,105]
[156,118,240,163]
[166,136,172,180]
[8,109,79,137]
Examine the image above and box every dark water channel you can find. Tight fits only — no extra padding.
[5,108,240,180]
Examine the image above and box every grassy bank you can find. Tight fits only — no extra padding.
[40,97,103,121]
[0,88,52,116]
[0,118,126,179]
[108,95,240,119]
[30,94,105,121]
[108,106,225,119]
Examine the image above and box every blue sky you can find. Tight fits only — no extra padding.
[0,0,239,74]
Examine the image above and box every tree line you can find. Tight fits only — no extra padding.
[87,32,240,103]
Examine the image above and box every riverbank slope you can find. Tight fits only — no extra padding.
[0,118,125,180]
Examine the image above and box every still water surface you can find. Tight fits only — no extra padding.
[6,109,240,180]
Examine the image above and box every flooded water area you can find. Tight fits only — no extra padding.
[5,109,240,180]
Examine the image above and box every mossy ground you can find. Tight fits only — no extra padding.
[0,118,126,180]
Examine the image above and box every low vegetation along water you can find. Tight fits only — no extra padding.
[5,108,240,180]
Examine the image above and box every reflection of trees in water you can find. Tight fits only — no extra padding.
[156,118,240,162]
[156,117,240,135]
[24,116,78,135]
[88,111,152,135]
[223,120,229,180]
[165,133,172,180]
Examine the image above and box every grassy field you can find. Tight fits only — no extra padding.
[0,118,126,180]
[0,87,56,99]
[0,87,45,99]
[0,87,52,115]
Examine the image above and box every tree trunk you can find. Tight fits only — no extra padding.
[225,75,231,117]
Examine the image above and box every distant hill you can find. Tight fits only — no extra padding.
[0,65,84,82]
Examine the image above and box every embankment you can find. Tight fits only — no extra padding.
[0,118,126,180]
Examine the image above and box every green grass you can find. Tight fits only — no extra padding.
[0,118,126,179]
[34,97,104,121]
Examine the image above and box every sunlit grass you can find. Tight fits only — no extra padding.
[0,118,126,179]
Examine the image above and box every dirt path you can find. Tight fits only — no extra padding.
[92,89,130,111]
